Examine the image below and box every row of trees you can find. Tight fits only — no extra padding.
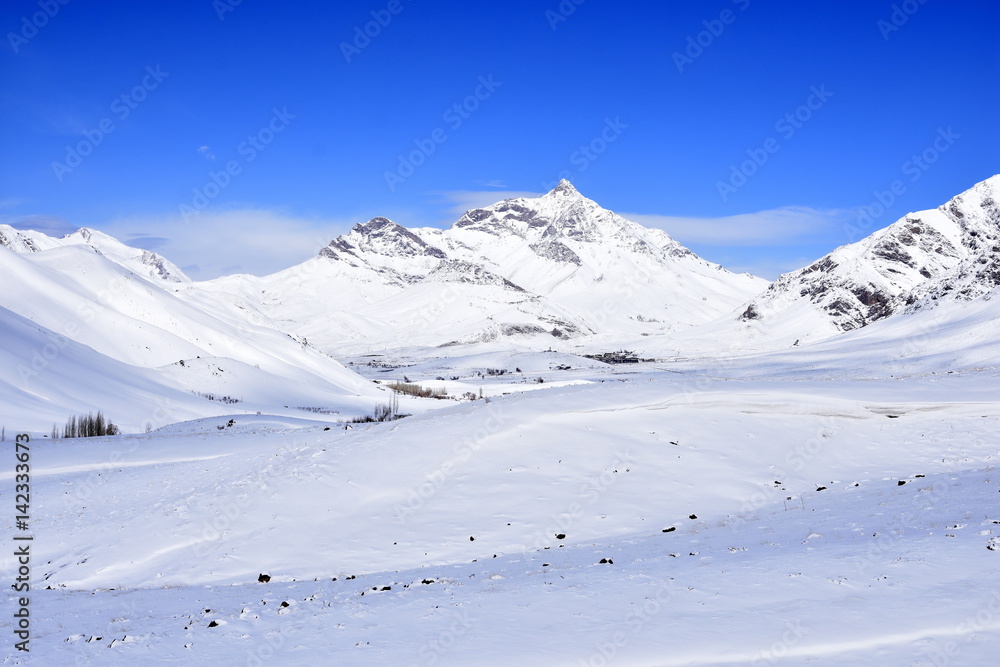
[52,412,120,439]
[388,381,449,399]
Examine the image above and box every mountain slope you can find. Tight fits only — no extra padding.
[732,174,1000,344]
[0,240,384,430]
[0,303,371,434]
[0,305,208,432]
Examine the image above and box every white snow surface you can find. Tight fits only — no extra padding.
[1,176,998,665]
[3,365,998,665]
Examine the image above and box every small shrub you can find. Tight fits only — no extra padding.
[373,402,394,422]
[349,393,404,423]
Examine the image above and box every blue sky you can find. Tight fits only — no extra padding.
[2,0,997,279]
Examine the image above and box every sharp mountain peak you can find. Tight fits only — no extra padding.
[546,179,582,197]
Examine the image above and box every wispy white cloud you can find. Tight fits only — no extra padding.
[621,207,853,246]
[197,145,216,160]
[474,179,509,189]
[4,214,76,237]
[103,208,355,280]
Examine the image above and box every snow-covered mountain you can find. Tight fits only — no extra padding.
[1,223,190,283]
[0,234,383,431]
[187,181,767,354]
[4,176,998,431]
[416,180,766,329]
[730,175,1000,345]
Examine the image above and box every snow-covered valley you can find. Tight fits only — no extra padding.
[2,176,999,665]
[6,365,999,666]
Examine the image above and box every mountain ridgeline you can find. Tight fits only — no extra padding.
[2,175,998,361]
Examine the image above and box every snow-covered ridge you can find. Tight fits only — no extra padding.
[1,223,190,283]
[448,179,689,260]
[321,217,448,262]
[736,175,1000,337]
[0,224,43,253]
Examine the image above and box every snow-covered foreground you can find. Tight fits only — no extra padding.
[3,366,998,665]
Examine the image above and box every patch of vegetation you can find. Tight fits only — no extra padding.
[296,407,340,415]
[348,394,406,423]
[53,411,120,439]
[194,392,242,404]
[461,388,485,401]
[583,350,655,364]
[389,382,449,399]
[365,359,401,369]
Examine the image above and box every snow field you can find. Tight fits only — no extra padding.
[4,372,998,665]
